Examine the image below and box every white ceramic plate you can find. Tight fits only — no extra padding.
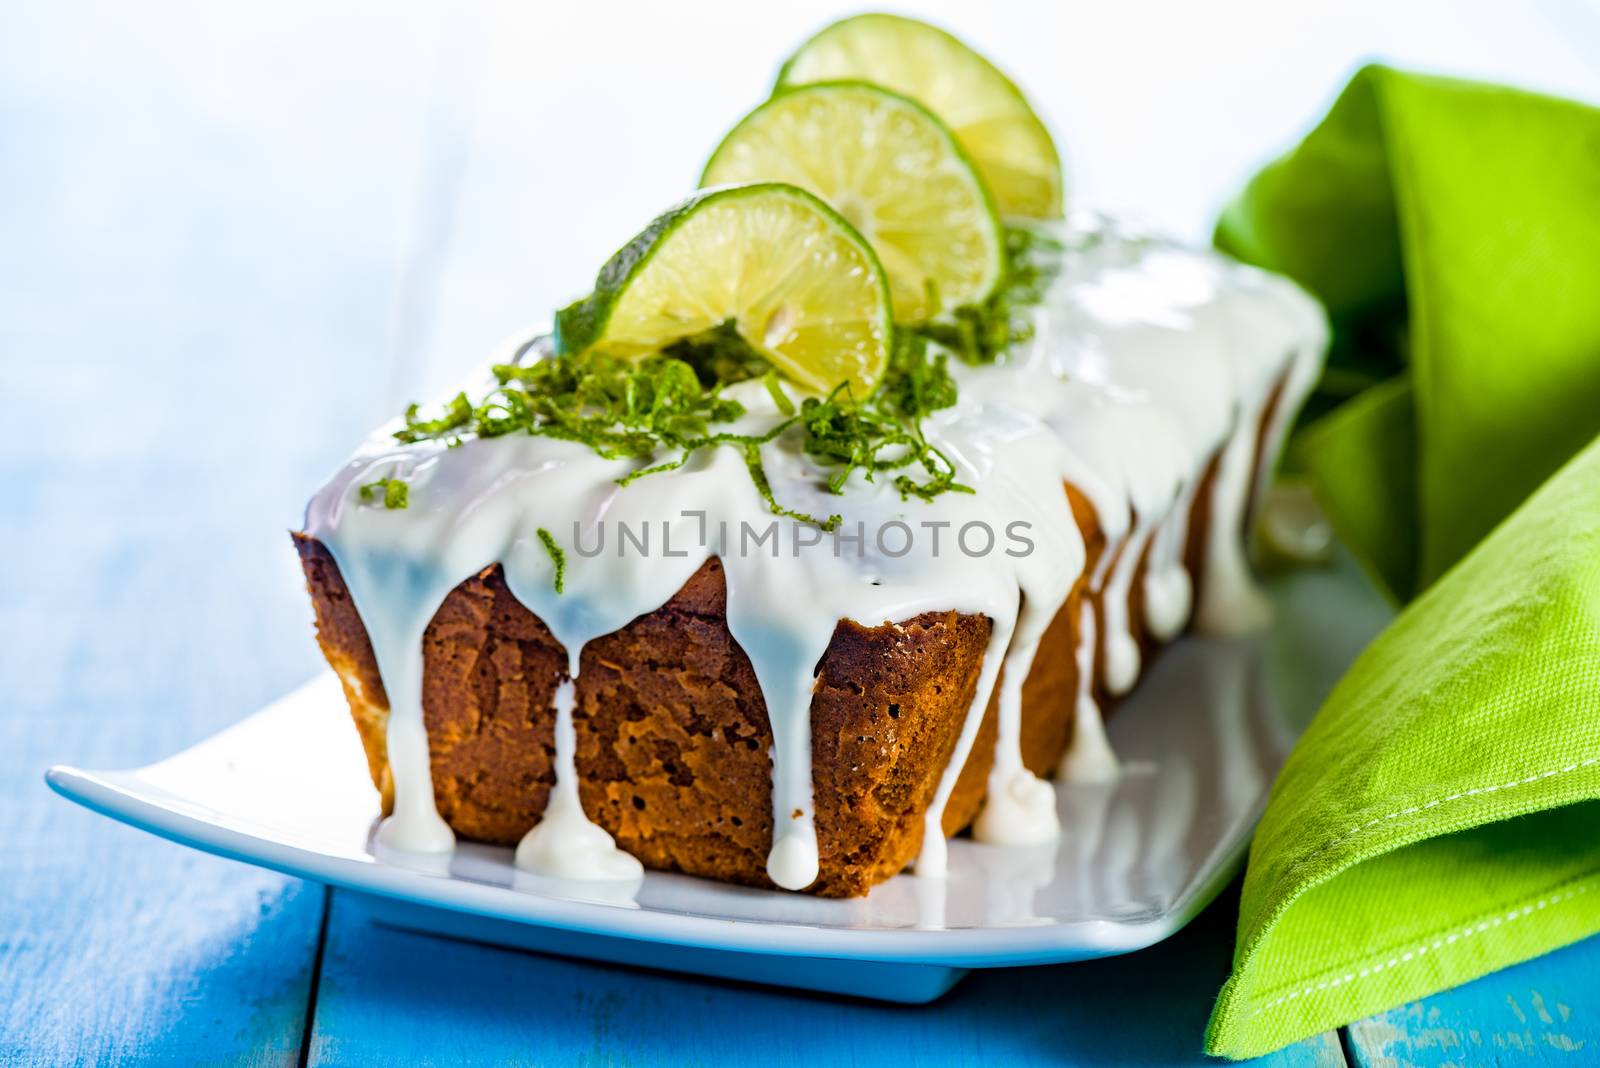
[47,557,1388,1003]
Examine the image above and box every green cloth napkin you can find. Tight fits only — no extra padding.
[1218,65,1600,600]
[1205,66,1600,1058]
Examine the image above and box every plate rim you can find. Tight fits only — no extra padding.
[44,723,1245,968]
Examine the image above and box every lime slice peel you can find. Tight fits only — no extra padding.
[557,182,893,397]
[701,80,1004,323]
[776,13,1064,219]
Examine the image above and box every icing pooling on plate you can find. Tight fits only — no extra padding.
[514,678,645,881]
[302,213,1327,891]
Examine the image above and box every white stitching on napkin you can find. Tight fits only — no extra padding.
[1342,757,1600,839]
[1241,757,1600,1019]
[1248,879,1597,1019]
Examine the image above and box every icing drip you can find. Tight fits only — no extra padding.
[1034,218,1329,647]
[514,672,644,881]
[917,608,1015,879]
[1100,520,1154,697]
[304,214,1328,890]
[325,522,465,855]
[972,599,1062,846]
[1142,481,1198,643]
[1194,392,1275,635]
[721,589,828,891]
[380,709,455,853]
[923,412,1084,868]
[1060,597,1119,782]
[973,762,1060,846]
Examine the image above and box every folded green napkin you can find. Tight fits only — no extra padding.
[1218,64,1600,600]
[1205,66,1600,1058]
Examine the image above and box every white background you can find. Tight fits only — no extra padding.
[6,1,1600,416]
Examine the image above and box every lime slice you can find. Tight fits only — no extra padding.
[701,81,1002,323]
[776,13,1063,219]
[555,183,891,397]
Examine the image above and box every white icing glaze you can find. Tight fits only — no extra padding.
[304,213,1327,889]
[971,593,1064,846]
[514,679,644,880]
[1059,597,1120,783]
[915,609,1014,879]
[1142,476,1199,643]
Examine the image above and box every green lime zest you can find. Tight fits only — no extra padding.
[381,224,1055,511]
[359,478,409,509]
[798,330,969,501]
[911,224,1062,364]
[536,527,566,594]
[388,318,964,526]
[763,371,796,417]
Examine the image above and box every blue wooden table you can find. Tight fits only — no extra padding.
[5,4,1598,1065]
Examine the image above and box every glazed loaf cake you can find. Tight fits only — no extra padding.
[296,485,1109,897]
[297,218,1325,897]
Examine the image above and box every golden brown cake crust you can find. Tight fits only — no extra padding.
[294,536,1082,896]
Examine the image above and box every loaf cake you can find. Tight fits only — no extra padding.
[295,15,1327,898]
[297,213,1325,897]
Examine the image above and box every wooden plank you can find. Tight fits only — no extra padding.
[0,5,445,1063]
[1346,933,1600,1066]
[307,881,1345,1066]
